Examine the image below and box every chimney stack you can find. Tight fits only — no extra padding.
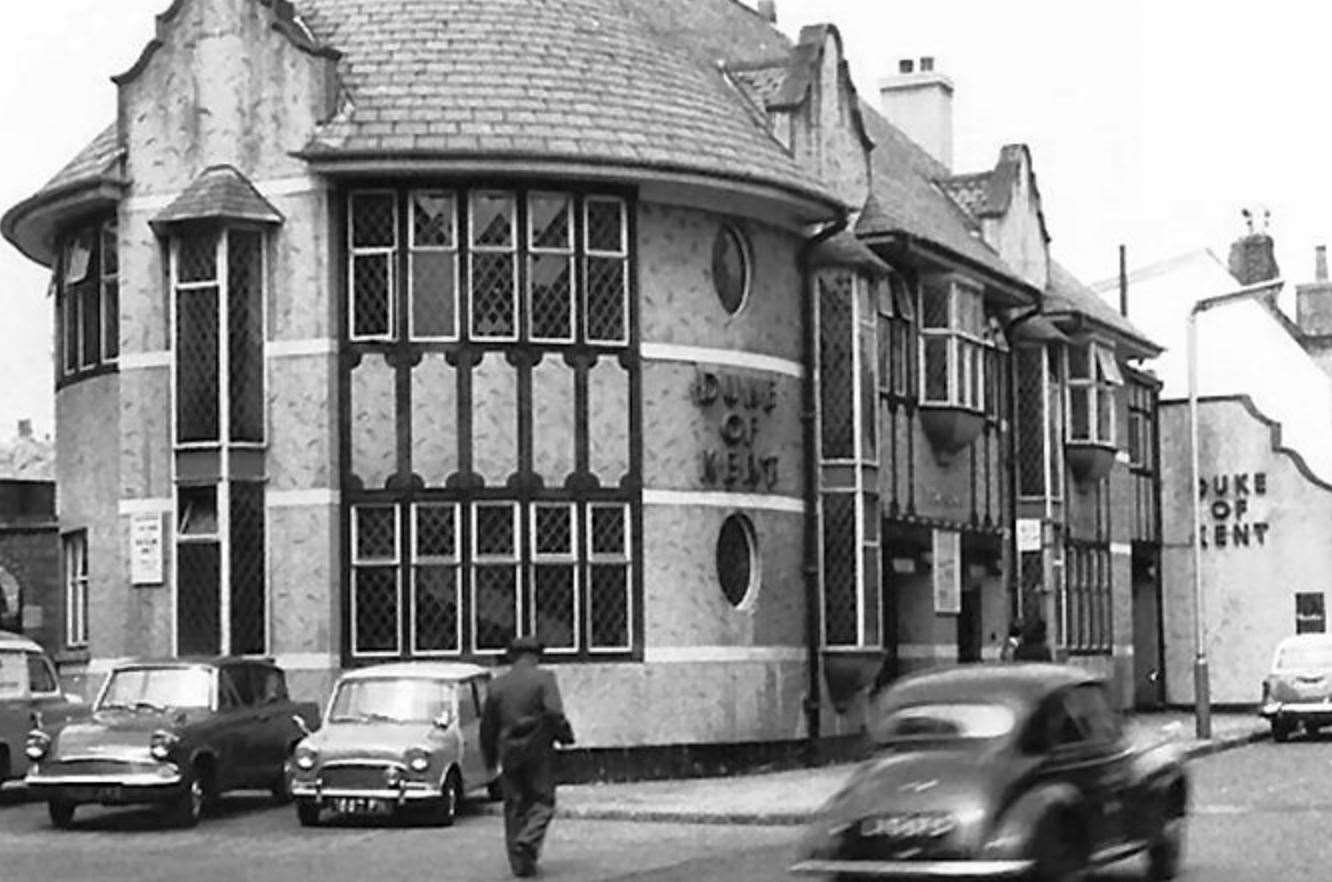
[755,0,776,23]
[16,419,31,439]
[1298,244,1332,337]
[1317,245,1327,282]
[1227,208,1279,286]
[879,56,954,169]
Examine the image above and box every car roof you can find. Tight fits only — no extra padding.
[338,662,492,683]
[0,630,45,654]
[879,663,1102,710]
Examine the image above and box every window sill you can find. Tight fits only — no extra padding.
[55,362,119,391]
[918,404,985,460]
[1064,441,1117,483]
[821,648,882,713]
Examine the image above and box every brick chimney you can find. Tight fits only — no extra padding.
[755,0,776,23]
[1228,208,1280,285]
[879,56,954,169]
[1297,245,1332,337]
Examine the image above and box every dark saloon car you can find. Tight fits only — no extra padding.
[791,665,1188,881]
[25,657,320,828]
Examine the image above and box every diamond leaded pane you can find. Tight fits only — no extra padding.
[228,230,264,443]
[473,565,517,651]
[178,231,220,283]
[1016,347,1046,496]
[415,505,457,559]
[412,192,454,248]
[822,492,858,646]
[585,199,623,253]
[475,504,515,556]
[529,254,572,340]
[470,252,516,337]
[589,505,625,556]
[229,481,266,655]
[411,250,457,338]
[533,564,575,650]
[352,192,396,249]
[471,193,515,247]
[103,280,119,360]
[352,253,391,338]
[588,564,628,649]
[354,567,400,654]
[355,506,397,561]
[79,281,100,367]
[923,336,950,402]
[176,287,220,443]
[530,193,571,249]
[534,505,573,555]
[818,273,853,458]
[413,565,459,652]
[177,541,221,655]
[585,257,625,342]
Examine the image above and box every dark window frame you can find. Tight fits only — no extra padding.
[54,217,119,388]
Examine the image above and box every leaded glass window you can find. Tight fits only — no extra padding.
[818,271,854,459]
[584,197,628,344]
[531,503,577,652]
[470,192,518,340]
[919,274,990,410]
[410,191,459,340]
[528,193,574,342]
[473,502,519,653]
[822,491,858,647]
[349,191,396,340]
[55,218,118,381]
[413,503,461,654]
[587,503,630,651]
[1067,341,1122,445]
[63,531,89,648]
[352,504,401,656]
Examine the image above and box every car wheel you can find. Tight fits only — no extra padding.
[1273,719,1295,742]
[47,800,76,829]
[165,766,207,828]
[1031,813,1088,882]
[430,769,463,827]
[271,768,293,805]
[296,798,321,827]
[1147,815,1185,881]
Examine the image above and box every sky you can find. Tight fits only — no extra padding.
[2,0,1331,439]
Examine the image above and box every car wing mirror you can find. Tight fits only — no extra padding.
[292,713,313,737]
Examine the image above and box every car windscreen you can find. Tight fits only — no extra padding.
[873,702,1017,743]
[328,678,454,724]
[0,650,25,699]
[1276,644,1332,670]
[99,666,212,711]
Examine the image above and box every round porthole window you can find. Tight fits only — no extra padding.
[716,513,758,608]
[711,223,751,315]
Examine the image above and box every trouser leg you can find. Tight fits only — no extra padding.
[501,771,534,875]
[511,757,556,863]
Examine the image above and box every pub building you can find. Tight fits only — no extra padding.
[1,0,1164,764]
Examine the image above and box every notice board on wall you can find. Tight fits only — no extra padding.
[932,528,961,615]
[130,512,165,586]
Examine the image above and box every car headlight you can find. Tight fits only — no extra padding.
[149,729,180,761]
[24,729,51,762]
[294,746,318,771]
[405,747,432,773]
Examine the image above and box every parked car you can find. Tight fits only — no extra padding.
[24,656,320,828]
[791,664,1188,881]
[0,630,87,784]
[1259,632,1332,741]
[289,662,499,827]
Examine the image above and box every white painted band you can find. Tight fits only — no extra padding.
[271,652,340,671]
[1110,542,1133,556]
[118,351,171,371]
[896,643,957,660]
[268,489,339,508]
[643,489,804,514]
[642,646,807,664]
[84,657,133,675]
[118,497,172,515]
[268,338,337,358]
[640,342,804,378]
[123,176,325,212]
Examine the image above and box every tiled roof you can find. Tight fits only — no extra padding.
[297,0,835,206]
[1046,260,1160,354]
[855,104,1017,282]
[38,123,124,194]
[151,165,283,229]
[728,63,789,110]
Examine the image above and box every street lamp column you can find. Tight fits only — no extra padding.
[1187,277,1283,740]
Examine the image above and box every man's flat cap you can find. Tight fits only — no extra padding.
[508,635,545,657]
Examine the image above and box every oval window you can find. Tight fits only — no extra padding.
[716,514,758,607]
[711,224,750,315]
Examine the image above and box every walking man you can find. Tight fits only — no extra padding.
[480,636,576,877]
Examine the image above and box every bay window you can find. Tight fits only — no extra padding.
[1067,341,1123,445]
[919,274,988,410]
[54,219,118,382]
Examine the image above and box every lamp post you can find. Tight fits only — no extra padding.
[1187,277,1283,739]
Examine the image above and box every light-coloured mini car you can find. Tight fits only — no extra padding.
[289,662,499,826]
[1260,633,1332,741]
[0,630,85,785]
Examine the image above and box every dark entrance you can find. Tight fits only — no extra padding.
[1130,542,1163,708]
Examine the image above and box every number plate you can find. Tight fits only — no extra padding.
[331,797,391,816]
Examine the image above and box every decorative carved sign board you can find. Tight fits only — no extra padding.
[130,512,165,586]
[933,529,961,615]
[691,367,780,492]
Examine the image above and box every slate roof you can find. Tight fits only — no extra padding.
[855,105,1018,283]
[151,165,284,230]
[728,63,789,110]
[38,123,125,194]
[297,0,834,206]
[1046,260,1160,354]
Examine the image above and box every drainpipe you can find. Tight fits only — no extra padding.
[1001,302,1043,624]
[797,211,849,765]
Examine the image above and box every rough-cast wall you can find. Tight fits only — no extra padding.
[1160,397,1332,704]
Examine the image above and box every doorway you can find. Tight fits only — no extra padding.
[1131,543,1164,708]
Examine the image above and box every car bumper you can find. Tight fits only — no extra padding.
[291,779,441,803]
[25,768,184,805]
[789,858,1035,879]
[1260,702,1332,720]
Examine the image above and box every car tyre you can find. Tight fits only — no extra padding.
[165,766,207,828]
[47,800,76,829]
[1031,813,1088,882]
[1147,815,1185,881]
[430,769,463,827]
[1272,719,1295,742]
[296,798,321,827]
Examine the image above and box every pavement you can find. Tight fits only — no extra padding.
[492,711,1270,826]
